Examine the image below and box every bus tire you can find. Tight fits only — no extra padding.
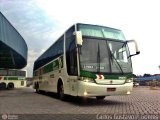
[0,82,7,90]
[58,81,65,100]
[96,96,105,100]
[7,83,14,90]
[35,82,40,93]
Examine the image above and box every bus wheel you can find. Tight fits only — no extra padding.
[7,83,14,90]
[35,83,40,93]
[58,84,65,100]
[96,96,105,100]
[0,83,7,90]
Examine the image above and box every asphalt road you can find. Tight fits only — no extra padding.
[0,86,160,120]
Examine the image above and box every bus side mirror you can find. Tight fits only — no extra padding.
[127,40,140,58]
[75,31,83,46]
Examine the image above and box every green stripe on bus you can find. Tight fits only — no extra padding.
[80,71,133,79]
[42,56,64,74]
[80,71,96,79]
[4,77,18,80]
[44,62,53,74]
[53,60,59,71]
[33,56,64,76]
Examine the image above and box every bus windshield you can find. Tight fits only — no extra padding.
[79,38,132,74]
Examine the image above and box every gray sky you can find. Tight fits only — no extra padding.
[0,0,160,77]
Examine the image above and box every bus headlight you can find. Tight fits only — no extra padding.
[84,91,88,96]
[125,78,133,83]
[81,77,95,83]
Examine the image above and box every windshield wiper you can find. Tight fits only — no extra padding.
[121,41,127,48]
[101,29,124,74]
[107,42,124,75]
[111,52,124,75]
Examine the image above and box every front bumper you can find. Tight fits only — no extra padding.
[77,81,133,97]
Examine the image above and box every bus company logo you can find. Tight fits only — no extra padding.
[96,74,104,80]
[110,80,113,84]
[2,114,8,120]
[58,57,63,68]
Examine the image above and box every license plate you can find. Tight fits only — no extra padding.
[107,88,116,92]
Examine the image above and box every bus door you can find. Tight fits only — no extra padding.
[66,41,78,96]
[65,25,78,96]
[69,76,78,96]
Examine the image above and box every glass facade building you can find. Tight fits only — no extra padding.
[0,12,28,69]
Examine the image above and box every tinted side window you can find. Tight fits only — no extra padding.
[52,36,64,58]
[43,35,64,65]
[34,35,64,70]
[66,26,75,52]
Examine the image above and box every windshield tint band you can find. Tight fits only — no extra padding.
[77,24,125,40]
[82,35,126,43]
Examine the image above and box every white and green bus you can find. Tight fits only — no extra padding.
[33,23,140,100]
[0,69,27,90]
